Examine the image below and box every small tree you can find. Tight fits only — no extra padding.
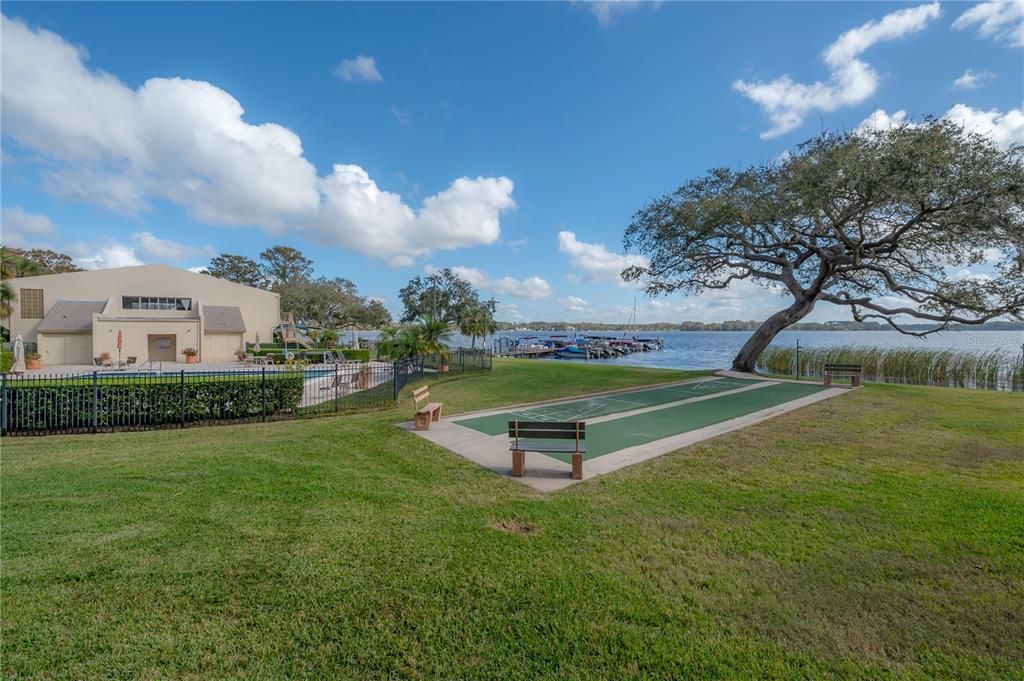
[417,316,453,358]
[203,254,267,288]
[1,246,46,321]
[376,327,427,361]
[260,245,313,288]
[398,268,495,327]
[623,120,1024,372]
[459,303,497,349]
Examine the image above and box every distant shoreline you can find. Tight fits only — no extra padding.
[495,322,1024,333]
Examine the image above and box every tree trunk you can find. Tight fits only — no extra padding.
[731,295,817,372]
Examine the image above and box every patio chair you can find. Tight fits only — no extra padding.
[319,372,353,395]
[125,356,137,368]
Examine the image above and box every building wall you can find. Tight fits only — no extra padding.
[204,333,244,361]
[5,264,279,346]
[92,317,201,364]
[38,333,92,365]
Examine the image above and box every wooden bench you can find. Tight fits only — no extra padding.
[823,363,863,387]
[412,385,443,430]
[508,420,586,480]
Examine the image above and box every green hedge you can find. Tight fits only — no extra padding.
[2,373,304,433]
[1,351,12,373]
[252,348,371,364]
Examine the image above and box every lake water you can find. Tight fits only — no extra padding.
[470,329,1024,371]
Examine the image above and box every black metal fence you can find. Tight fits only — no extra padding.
[1,350,492,436]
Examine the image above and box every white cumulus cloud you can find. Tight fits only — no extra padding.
[334,55,383,82]
[558,231,648,287]
[945,103,1024,148]
[953,0,1024,47]
[131,231,213,262]
[953,68,995,89]
[70,244,145,270]
[734,2,941,138]
[855,108,914,134]
[0,15,514,265]
[857,104,1024,149]
[0,206,57,247]
[427,265,552,300]
[560,296,588,312]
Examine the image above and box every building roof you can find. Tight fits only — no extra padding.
[203,305,246,333]
[5,263,279,298]
[37,300,107,333]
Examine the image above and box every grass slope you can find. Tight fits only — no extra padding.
[3,361,1022,679]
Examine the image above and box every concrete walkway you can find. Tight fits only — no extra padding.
[404,373,850,492]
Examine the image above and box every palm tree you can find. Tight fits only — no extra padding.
[417,316,452,357]
[459,306,496,349]
[1,247,45,323]
[376,327,427,360]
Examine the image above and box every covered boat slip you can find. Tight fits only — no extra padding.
[408,374,847,491]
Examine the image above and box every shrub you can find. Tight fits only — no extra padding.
[2,373,305,433]
[756,344,1020,391]
[341,348,370,362]
[1,351,13,373]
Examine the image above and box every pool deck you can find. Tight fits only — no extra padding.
[403,371,851,492]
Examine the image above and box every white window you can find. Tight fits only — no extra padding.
[122,297,192,311]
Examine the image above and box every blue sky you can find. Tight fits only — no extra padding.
[2,1,1022,323]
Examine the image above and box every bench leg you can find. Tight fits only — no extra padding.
[432,406,442,422]
[571,452,583,481]
[512,450,525,477]
[823,374,832,387]
[852,374,861,388]
[414,413,430,431]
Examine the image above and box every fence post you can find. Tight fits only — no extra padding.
[179,370,185,428]
[392,360,399,401]
[1,372,7,435]
[334,363,340,412]
[261,367,267,422]
[92,371,98,433]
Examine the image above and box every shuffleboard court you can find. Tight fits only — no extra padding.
[407,373,849,491]
[537,381,829,462]
[454,376,760,436]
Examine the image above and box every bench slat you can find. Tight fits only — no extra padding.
[509,421,582,431]
[508,429,585,440]
[417,402,442,414]
[509,443,586,453]
[508,420,585,440]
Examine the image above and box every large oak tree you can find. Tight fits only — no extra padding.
[623,120,1024,372]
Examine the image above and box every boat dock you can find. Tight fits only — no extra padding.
[493,335,664,360]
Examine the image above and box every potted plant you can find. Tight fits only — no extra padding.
[182,347,199,364]
[25,351,41,370]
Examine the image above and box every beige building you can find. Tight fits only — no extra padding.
[5,264,279,366]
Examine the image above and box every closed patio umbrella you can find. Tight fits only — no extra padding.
[117,330,123,368]
[254,332,261,354]
[353,331,360,351]
[10,334,26,374]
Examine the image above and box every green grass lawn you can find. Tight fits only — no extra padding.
[3,360,1022,679]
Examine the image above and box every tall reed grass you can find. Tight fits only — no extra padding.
[757,344,1023,391]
